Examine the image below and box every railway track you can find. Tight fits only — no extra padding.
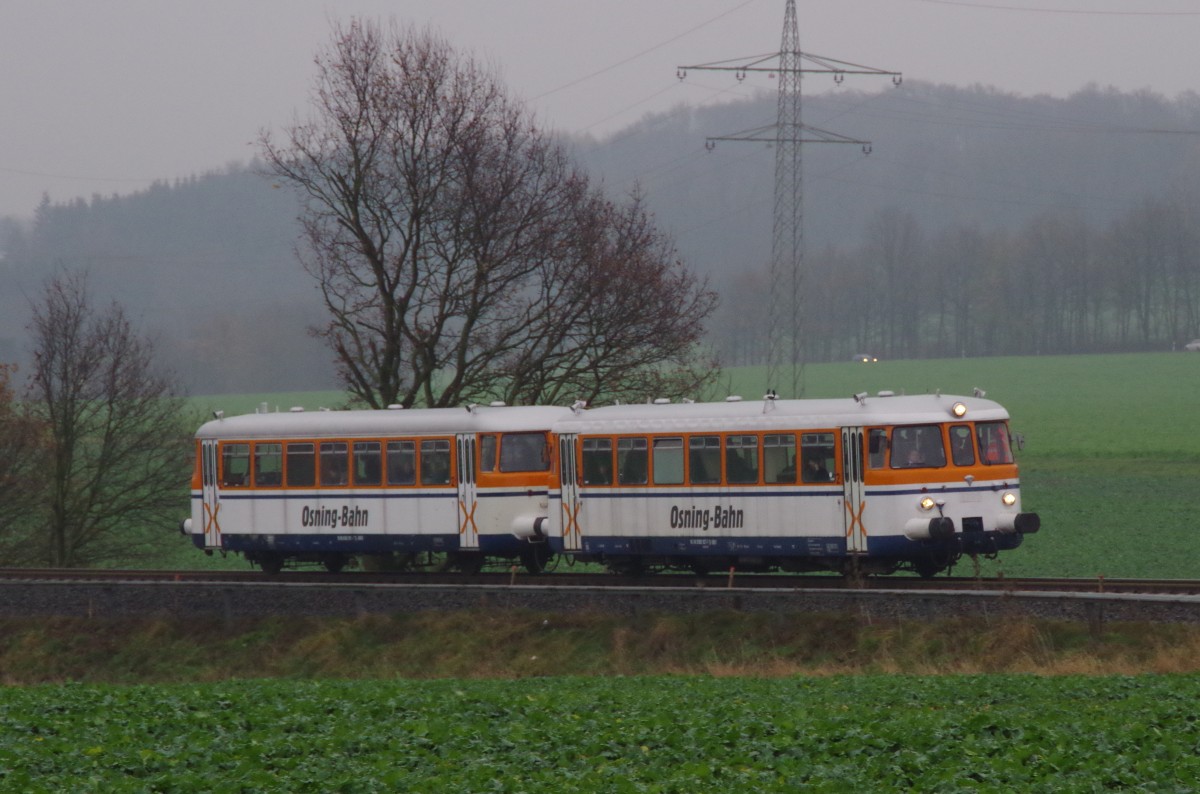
[1,567,1198,595]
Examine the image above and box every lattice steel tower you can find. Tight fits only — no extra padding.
[678,0,900,397]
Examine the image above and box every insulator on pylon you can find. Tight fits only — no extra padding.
[676,68,687,81]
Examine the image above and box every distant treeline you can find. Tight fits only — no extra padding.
[4,82,1200,391]
[714,194,1200,365]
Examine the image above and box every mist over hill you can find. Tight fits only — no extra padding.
[3,82,1199,393]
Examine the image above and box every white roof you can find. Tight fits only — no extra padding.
[196,405,575,440]
[553,394,1010,435]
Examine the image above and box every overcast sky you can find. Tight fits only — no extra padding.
[3,0,1200,219]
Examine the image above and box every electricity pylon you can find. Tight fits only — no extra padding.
[678,0,900,397]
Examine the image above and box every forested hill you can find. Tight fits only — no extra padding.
[3,82,1200,392]
[577,80,1200,283]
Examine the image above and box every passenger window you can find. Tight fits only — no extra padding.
[763,434,794,483]
[617,438,648,485]
[890,425,947,469]
[354,441,382,486]
[689,436,721,484]
[801,433,835,482]
[867,429,887,469]
[727,435,760,484]
[254,443,282,487]
[500,432,549,473]
[320,442,349,486]
[950,425,975,466]
[479,435,497,472]
[582,438,613,485]
[386,440,416,485]
[421,439,452,485]
[221,443,250,487]
[653,437,684,485]
[977,422,1014,465]
[286,443,315,487]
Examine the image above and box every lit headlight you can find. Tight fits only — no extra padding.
[951,402,967,418]
[919,496,936,511]
[1001,492,1017,507]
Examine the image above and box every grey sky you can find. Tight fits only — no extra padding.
[2,0,1199,219]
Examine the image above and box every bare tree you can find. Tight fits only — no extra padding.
[0,363,44,563]
[26,272,190,567]
[262,19,717,408]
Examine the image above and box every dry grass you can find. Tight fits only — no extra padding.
[4,611,1200,685]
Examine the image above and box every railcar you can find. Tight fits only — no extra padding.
[551,392,1039,577]
[182,405,572,573]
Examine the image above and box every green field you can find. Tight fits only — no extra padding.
[3,675,1198,791]
[186,352,1200,578]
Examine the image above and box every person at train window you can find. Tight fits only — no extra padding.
[421,440,452,484]
[320,442,349,486]
[585,455,612,485]
[950,425,975,467]
[387,441,416,485]
[802,455,831,482]
[976,422,1013,465]
[582,438,613,485]
[617,438,648,485]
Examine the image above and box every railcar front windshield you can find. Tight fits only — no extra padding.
[976,421,1014,465]
[889,425,947,469]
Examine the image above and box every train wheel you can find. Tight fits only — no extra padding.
[259,553,284,575]
[454,552,484,574]
[322,554,347,574]
[913,559,944,578]
[521,543,550,574]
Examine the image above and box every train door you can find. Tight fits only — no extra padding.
[456,434,479,551]
[200,439,221,549]
[841,426,867,554]
[558,435,583,553]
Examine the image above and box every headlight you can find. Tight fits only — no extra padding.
[1001,492,1017,507]
[951,402,967,418]
[919,496,936,511]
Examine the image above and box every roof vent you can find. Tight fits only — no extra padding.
[653,398,671,405]
[387,404,404,410]
[289,406,305,413]
[878,390,895,397]
[725,395,743,402]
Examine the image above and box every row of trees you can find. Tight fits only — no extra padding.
[717,191,1200,367]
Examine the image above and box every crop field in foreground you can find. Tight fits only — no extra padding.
[2,675,1197,791]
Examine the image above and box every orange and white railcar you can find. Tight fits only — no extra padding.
[182,405,571,573]
[550,392,1038,576]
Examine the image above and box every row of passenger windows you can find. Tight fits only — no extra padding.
[215,431,552,489]
[576,421,1013,487]
[219,439,453,488]
[212,424,1013,489]
[580,433,837,486]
